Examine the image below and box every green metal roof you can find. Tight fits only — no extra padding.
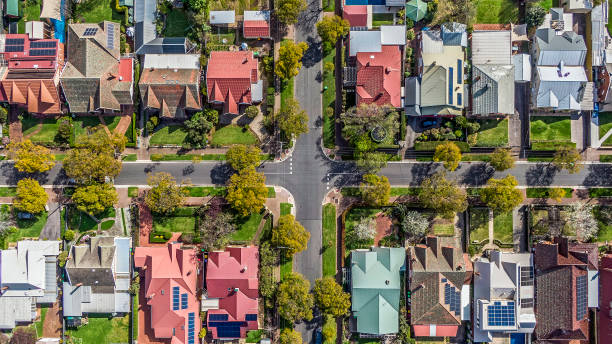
[6,0,19,17]
[351,247,405,335]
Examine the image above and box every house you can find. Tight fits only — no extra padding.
[473,251,535,343]
[563,0,594,12]
[134,0,189,54]
[139,54,202,118]
[406,22,466,116]
[243,11,270,39]
[204,246,259,339]
[532,8,593,111]
[409,236,472,338]
[343,5,370,29]
[206,51,262,115]
[210,11,236,26]
[533,237,598,343]
[61,22,134,114]
[599,254,612,344]
[351,247,405,336]
[62,237,131,325]
[134,242,200,344]
[0,241,60,330]
[471,26,515,116]
[0,34,63,115]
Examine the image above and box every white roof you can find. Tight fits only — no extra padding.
[349,31,382,56]
[143,54,200,70]
[1,241,60,298]
[380,25,406,46]
[537,65,587,81]
[0,296,34,329]
[114,237,131,275]
[209,10,235,25]
[588,269,599,308]
[25,21,45,40]
[539,11,574,32]
[513,54,532,82]
[472,30,511,65]
[251,80,263,103]
[243,10,270,22]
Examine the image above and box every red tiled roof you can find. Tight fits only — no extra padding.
[356,45,401,108]
[243,20,270,38]
[600,255,612,344]
[0,79,61,114]
[413,325,458,337]
[207,51,259,114]
[118,58,133,82]
[343,5,368,27]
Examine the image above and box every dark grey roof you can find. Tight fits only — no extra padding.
[404,77,421,116]
[472,64,515,115]
[136,37,188,55]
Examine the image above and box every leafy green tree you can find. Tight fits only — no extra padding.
[77,126,126,153]
[433,142,461,171]
[392,204,429,242]
[14,178,47,214]
[144,172,187,214]
[186,0,206,12]
[7,140,55,173]
[276,0,307,25]
[279,329,302,344]
[72,183,118,215]
[244,105,259,118]
[480,175,524,213]
[198,212,236,251]
[490,148,515,171]
[277,272,314,323]
[322,315,336,344]
[63,148,122,184]
[355,151,388,174]
[272,214,310,258]
[277,98,309,140]
[526,5,547,28]
[313,277,351,317]
[360,174,390,207]
[276,41,308,80]
[55,117,73,144]
[316,15,349,51]
[552,146,582,173]
[226,145,262,171]
[258,242,278,300]
[418,172,467,219]
[63,229,75,241]
[226,167,268,216]
[548,188,566,203]
[184,110,215,148]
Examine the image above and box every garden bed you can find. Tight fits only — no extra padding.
[344,207,381,255]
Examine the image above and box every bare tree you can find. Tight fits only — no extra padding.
[354,217,376,241]
[564,202,598,241]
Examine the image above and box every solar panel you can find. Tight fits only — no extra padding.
[443,283,461,316]
[576,275,587,320]
[188,313,195,344]
[520,266,534,286]
[83,27,98,36]
[30,41,56,48]
[172,286,180,311]
[106,23,115,49]
[181,293,188,310]
[487,301,515,327]
[245,314,257,321]
[5,45,23,52]
[29,49,55,56]
[448,67,454,104]
[6,38,25,45]
[209,314,228,321]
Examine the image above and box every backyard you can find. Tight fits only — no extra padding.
[595,206,612,242]
[72,0,125,23]
[208,27,237,50]
[598,112,612,146]
[473,0,519,24]
[152,207,196,233]
[372,13,394,27]
[164,9,189,37]
[469,207,489,243]
[431,216,454,236]
[211,125,259,146]
[66,316,129,344]
[209,0,264,14]
[149,125,188,146]
[474,118,509,147]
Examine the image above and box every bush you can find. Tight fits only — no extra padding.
[63,229,75,241]
[0,106,7,124]
[245,106,259,118]
[531,141,577,151]
[527,5,547,28]
[414,141,470,152]
[55,117,73,144]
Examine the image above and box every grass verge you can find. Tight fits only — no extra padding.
[322,204,336,278]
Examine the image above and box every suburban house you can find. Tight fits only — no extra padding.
[599,254,612,344]
[470,26,515,116]
[139,54,202,118]
[405,22,467,116]
[243,11,270,39]
[409,236,472,338]
[533,237,598,343]
[0,34,63,115]
[592,2,612,109]
[204,246,259,340]
[62,237,131,326]
[60,22,134,114]
[209,11,236,27]
[134,0,189,54]
[343,5,370,29]
[473,251,536,343]
[351,247,405,337]
[0,241,60,330]
[532,8,593,111]
[134,242,200,344]
[206,51,262,115]
[345,26,406,108]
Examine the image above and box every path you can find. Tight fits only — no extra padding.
[42,301,62,338]
[482,209,497,250]
[113,115,132,135]
[97,114,112,136]
[8,106,22,142]
[23,119,43,140]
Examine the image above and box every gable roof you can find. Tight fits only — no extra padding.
[134,0,157,53]
[471,30,511,65]
[599,255,612,344]
[356,45,401,107]
[206,51,259,114]
[1,241,60,297]
[535,65,587,110]
[343,5,368,27]
[139,63,201,118]
[472,64,515,115]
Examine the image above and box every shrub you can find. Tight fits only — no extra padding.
[63,229,75,241]
[415,141,470,152]
[55,117,73,144]
[163,231,172,240]
[245,106,259,118]
[0,106,7,124]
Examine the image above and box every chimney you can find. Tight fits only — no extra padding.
[385,280,390,285]
[557,236,569,258]
[442,246,458,270]
[426,236,440,257]
[243,58,248,64]
[414,246,427,269]
[119,76,123,81]
[385,67,391,74]
[241,266,248,273]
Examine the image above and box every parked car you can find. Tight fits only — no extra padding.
[421,119,438,129]
[315,329,322,344]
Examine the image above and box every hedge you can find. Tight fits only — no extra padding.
[531,141,576,151]
[600,155,612,162]
[414,141,470,152]
[526,188,573,199]
[589,188,612,198]
[149,230,171,243]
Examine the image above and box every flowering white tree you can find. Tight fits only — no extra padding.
[401,210,429,241]
[565,202,598,241]
[354,217,376,241]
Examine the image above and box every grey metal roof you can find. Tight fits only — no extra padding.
[591,4,607,67]
[114,237,131,275]
[441,22,467,47]
[62,282,82,317]
[0,297,35,329]
[535,29,587,66]
[535,66,587,110]
[134,0,159,53]
[243,10,270,21]
[421,65,446,107]
[349,30,382,56]
[251,80,263,103]
[472,64,515,115]
[513,54,531,82]
[136,37,188,55]
[209,10,235,25]
[380,25,406,45]
[404,77,421,116]
[472,31,511,65]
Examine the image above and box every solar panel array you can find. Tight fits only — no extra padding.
[83,27,98,36]
[245,314,257,321]
[487,301,515,327]
[209,321,248,338]
[209,314,228,321]
[188,312,195,344]
[107,23,115,49]
[576,275,587,320]
[5,38,24,53]
[6,38,24,45]
[443,283,461,316]
[172,286,180,311]
[520,266,534,286]
[30,41,56,48]
[5,45,23,52]
[181,293,188,310]
[30,49,55,56]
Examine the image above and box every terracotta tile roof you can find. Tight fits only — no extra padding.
[243,20,270,38]
[206,51,259,114]
[356,45,401,108]
[0,79,61,114]
[343,5,368,27]
[599,255,612,344]
[139,68,201,118]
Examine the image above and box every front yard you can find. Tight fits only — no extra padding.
[231,212,265,242]
[530,116,572,141]
[0,205,48,247]
[21,116,59,144]
[469,207,489,243]
[344,207,381,255]
[152,207,196,234]
[322,204,336,278]
[493,211,513,244]
[149,125,188,146]
[66,316,129,344]
[598,112,612,146]
[211,125,259,146]
[473,0,518,24]
[474,118,509,147]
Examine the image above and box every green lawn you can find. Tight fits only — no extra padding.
[470,207,489,243]
[0,187,17,197]
[280,257,292,280]
[390,187,420,197]
[185,186,227,197]
[267,187,276,198]
[322,204,336,278]
[151,153,201,161]
[526,188,573,199]
[22,117,59,144]
[102,116,122,131]
[66,316,129,344]
[475,118,509,147]
[280,203,293,216]
[211,125,258,146]
[530,116,572,142]
[432,217,454,236]
[493,211,513,243]
[34,307,48,338]
[474,0,519,24]
[5,206,48,243]
[149,125,188,145]
[280,78,294,108]
[67,206,115,232]
[231,212,264,241]
[132,294,138,340]
[123,154,137,161]
[372,13,394,27]
[345,207,380,254]
[73,0,124,23]
[322,48,336,149]
[152,208,196,233]
[598,112,612,146]
[595,207,612,242]
[164,9,189,37]
[17,0,41,34]
[537,0,554,11]
[73,116,103,142]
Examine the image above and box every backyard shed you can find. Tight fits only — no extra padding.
[209,10,235,25]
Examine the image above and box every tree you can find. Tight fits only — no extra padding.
[58,251,68,267]
[433,142,461,171]
[276,41,308,80]
[277,272,314,323]
[353,217,376,241]
[198,329,207,339]
[63,229,75,241]
[184,110,215,148]
[279,329,302,344]
[418,172,467,219]
[565,202,598,241]
[55,117,73,144]
[14,178,47,214]
[72,183,118,215]
[313,277,351,317]
[360,174,390,206]
[198,212,236,251]
[276,0,307,25]
[322,315,336,344]
[186,0,206,12]
[63,148,122,184]
[316,15,349,50]
[480,175,524,213]
[226,167,268,216]
[552,146,582,173]
[548,188,566,203]
[244,105,259,119]
[77,126,126,153]
[490,148,515,171]
[7,140,55,173]
[144,172,187,214]
[272,214,310,258]
[526,5,547,28]
[226,145,262,171]
[277,98,309,140]
[10,326,36,344]
[392,204,429,242]
[259,242,278,300]
[432,0,476,26]
[355,151,388,174]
